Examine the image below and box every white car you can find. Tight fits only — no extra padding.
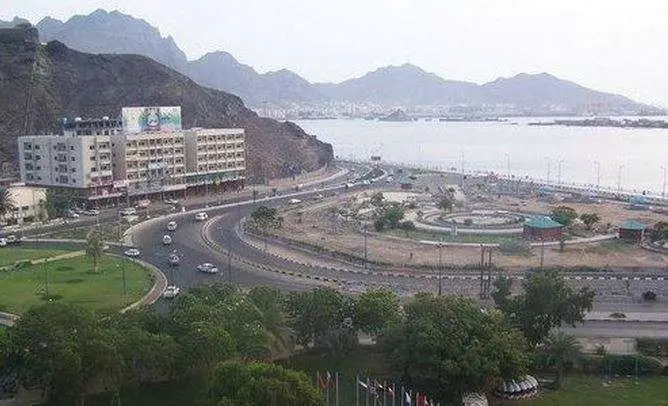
[168,253,180,266]
[120,207,137,216]
[197,263,218,274]
[289,198,302,204]
[85,209,100,216]
[194,212,208,221]
[162,235,172,245]
[163,285,181,299]
[164,198,179,205]
[166,221,178,231]
[0,238,6,247]
[124,248,140,257]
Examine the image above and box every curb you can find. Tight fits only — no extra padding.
[114,254,168,313]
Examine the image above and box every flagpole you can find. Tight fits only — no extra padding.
[383,381,387,406]
[356,375,360,406]
[366,378,370,406]
[335,372,340,406]
[392,383,396,406]
[326,372,330,406]
[400,386,404,406]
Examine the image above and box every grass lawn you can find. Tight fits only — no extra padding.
[0,247,69,267]
[500,375,668,406]
[0,254,153,314]
[384,227,524,244]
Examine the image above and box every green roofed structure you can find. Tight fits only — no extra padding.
[619,220,648,242]
[523,215,564,241]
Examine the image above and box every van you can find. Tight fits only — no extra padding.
[194,212,208,221]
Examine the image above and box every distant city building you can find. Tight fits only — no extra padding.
[0,186,46,226]
[17,106,245,205]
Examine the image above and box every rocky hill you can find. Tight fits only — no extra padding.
[0,25,332,180]
[17,9,663,114]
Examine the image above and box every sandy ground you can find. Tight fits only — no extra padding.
[276,190,668,270]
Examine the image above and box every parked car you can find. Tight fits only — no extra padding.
[166,221,178,231]
[168,253,180,266]
[84,209,100,216]
[136,199,151,209]
[164,198,179,205]
[65,210,80,219]
[162,235,172,245]
[124,248,140,257]
[120,207,137,216]
[5,235,24,244]
[196,263,218,274]
[288,198,302,205]
[163,286,181,299]
[194,212,208,221]
[0,238,7,247]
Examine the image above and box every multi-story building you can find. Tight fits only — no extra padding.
[17,107,246,205]
[184,128,246,191]
[111,132,187,197]
[63,116,123,136]
[18,134,121,201]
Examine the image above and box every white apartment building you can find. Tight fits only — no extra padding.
[111,131,187,197]
[184,128,246,189]
[18,134,120,201]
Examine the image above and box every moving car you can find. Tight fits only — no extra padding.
[168,253,180,265]
[65,210,80,219]
[162,235,172,245]
[194,212,208,221]
[163,285,181,299]
[166,221,178,231]
[196,263,218,274]
[84,209,100,216]
[136,199,151,209]
[164,198,179,205]
[5,235,24,244]
[288,198,302,204]
[120,207,137,216]
[124,248,140,257]
[0,238,6,247]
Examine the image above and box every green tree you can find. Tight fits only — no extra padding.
[381,294,529,404]
[207,361,323,406]
[383,205,405,228]
[544,332,582,388]
[286,288,355,351]
[354,289,401,336]
[550,206,578,226]
[45,188,75,218]
[247,286,295,356]
[438,191,455,214]
[5,303,124,405]
[399,220,416,237]
[504,270,595,345]
[249,205,282,231]
[491,275,513,310]
[0,186,15,224]
[85,230,105,273]
[580,213,601,230]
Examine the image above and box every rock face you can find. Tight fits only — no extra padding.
[0,25,333,180]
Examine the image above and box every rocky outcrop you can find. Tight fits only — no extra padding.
[0,25,332,180]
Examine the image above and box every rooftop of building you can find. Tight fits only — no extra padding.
[620,219,648,230]
[524,215,564,229]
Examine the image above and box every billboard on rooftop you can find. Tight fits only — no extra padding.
[121,106,182,134]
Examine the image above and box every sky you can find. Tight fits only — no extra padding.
[3,0,668,107]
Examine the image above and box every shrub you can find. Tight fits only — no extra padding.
[636,338,668,357]
[579,354,663,376]
[463,218,473,226]
[498,239,532,255]
[643,291,657,301]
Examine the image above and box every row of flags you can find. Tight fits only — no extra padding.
[316,371,440,406]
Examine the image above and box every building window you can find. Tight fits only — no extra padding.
[71,157,75,161]
[89,145,95,150]
[72,178,76,183]
[70,146,75,150]
[23,142,32,150]
[34,145,40,150]
[34,155,41,161]
[24,163,33,170]
[70,168,76,173]
[35,165,41,170]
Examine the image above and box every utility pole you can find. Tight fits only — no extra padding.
[545,157,551,184]
[617,164,624,193]
[557,159,564,185]
[363,223,368,269]
[437,242,443,296]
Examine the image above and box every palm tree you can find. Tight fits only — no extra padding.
[545,332,582,388]
[0,186,15,226]
[85,230,105,273]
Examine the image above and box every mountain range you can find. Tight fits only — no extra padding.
[1,9,662,115]
[0,24,332,179]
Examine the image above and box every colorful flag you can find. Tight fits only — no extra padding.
[416,393,426,406]
[404,390,412,406]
